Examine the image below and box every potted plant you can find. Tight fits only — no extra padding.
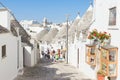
[88,29,99,44]
[97,70,105,80]
[88,29,111,46]
[99,31,111,44]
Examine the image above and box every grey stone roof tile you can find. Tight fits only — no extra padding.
[0,25,9,33]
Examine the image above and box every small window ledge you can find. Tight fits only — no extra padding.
[108,28,119,30]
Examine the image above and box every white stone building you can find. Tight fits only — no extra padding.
[23,38,40,67]
[0,27,18,80]
[0,7,41,80]
[20,20,40,29]
[0,8,23,80]
[68,0,120,80]
[67,4,94,79]
[20,20,42,67]
[11,20,39,67]
[88,0,120,80]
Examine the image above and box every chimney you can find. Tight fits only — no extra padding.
[0,8,11,30]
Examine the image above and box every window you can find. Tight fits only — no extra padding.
[109,7,116,26]
[37,44,39,49]
[2,45,6,58]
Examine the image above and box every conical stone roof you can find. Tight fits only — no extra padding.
[77,5,93,31]
[0,25,9,33]
[68,14,81,42]
[53,23,70,42]
[41,28,58,43]
[36,28,49,41]
[77,5,93,40]
[11,20,32,46]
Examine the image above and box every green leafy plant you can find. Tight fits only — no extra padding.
[88,29,99,40]
[97,70,106,76]
[88,29,111,43]
[99,31,111,43]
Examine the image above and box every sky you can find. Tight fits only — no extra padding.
[0,0,93,23]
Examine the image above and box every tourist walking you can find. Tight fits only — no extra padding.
[51,49,56,62]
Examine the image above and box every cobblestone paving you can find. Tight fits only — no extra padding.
[14,58,95,80]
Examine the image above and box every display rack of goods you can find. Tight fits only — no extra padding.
[100,45,118,77]
[86,44,96,66]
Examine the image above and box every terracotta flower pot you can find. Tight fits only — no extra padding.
[97,74,105,80]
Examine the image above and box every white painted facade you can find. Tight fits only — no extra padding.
[68,0,120,80]
[17,36,24,75]
[21,22,41,67]
[47,23,61,31]
[0,9,24,80]
[89,0,120,80]
[68,40,96,79]
[22,24,41,67]
[26,26,44,38]
[0,9,11,30]
[20,20,40,29]
[23,39,40,67]
[0,33,20,80]
[67,4,96,79]
[23,45,37,67]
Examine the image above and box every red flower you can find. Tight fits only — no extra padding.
[88,29,111,43]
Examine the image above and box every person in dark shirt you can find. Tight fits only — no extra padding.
[51,50,56,62]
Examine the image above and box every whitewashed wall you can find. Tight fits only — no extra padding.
[24,46,38,67]
[17,36,24,75]
[68,43,78,68]
[23,46,32,67]
[31,39,40,65]
[0,9,11,30]
[68,40,97,79]
[0,33,18,80]
[78,41,97,79]
[89,0,120,80]
[23,39,40,67]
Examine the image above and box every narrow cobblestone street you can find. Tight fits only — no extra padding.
[14,58,94,80]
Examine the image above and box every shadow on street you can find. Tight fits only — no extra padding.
[14,58,94,80]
